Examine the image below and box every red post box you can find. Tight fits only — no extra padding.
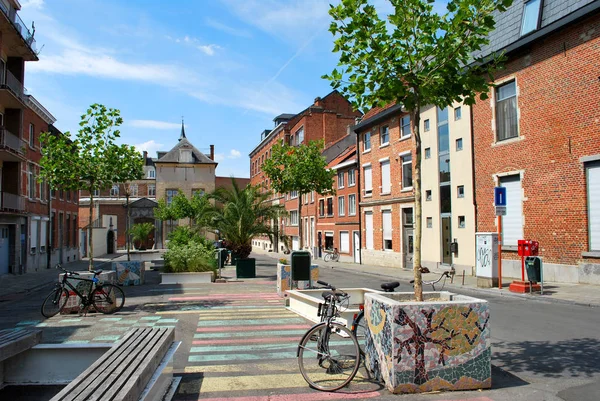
[517,240,539,280]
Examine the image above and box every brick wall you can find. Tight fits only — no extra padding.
[472,12,600,268]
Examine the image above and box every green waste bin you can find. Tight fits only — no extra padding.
[525,256,542,282]
[236,258,256,278]
[291,251,311,281]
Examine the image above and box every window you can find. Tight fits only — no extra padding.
[66,216,71,247]
[496,81,518,141]
[296,127,304,145]
[311,191,314,203]
[66,190,71,202]
[327,198,333,216]
[130,184,138,197]
[440,185,451,213]
[426,190,432,201]
[382,211,392,250]
[424,119,430,132]
[363,132,371,151]
[51,189,56,198]
[458,216,466,228]
[40,178,46,202]
[29,123,35,147]
[427,217,433,228]
[290,210,299,226]
[27,164,35,199]
[401,154,412,189]
[349,194,356,216]
[148,169,155,179]
[319,199,325,217]
[340,231,350,253]
[110,185,119,197]
[192,189,205,198]
[180,149,192,162]
[457,185,465,198]
[92,189,99,197]
[381,160,391,194]
[364,165,372,195]
[521,0,542,36]
[365,212,374,250]
[401,116,411,138]
[454,106,462,121]
[456,138,463,151]
[380,126,389,145]
[338,196,345,216]
[166,189,177,206]
[147,184,156,196]
[587,162,600,251]
[290,190,299,199]
[30,220,37,254]
[59,190,64,200]
[425,148,431,159]
[338,171,345,188]
[348,169,355,186]
[40,221,47,253]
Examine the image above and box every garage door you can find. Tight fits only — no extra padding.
[500,175,523,246]
[589,164,600,251]
[340,231,349,253]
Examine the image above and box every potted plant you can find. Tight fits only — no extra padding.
[160,227,218,284]
[210,179,284,279]
[129,222,154,251]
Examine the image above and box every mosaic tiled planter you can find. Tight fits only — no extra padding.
[111,261,145,286]
[364,291,491,394]
[276,263,319,296]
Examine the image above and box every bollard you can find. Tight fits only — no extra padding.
[462,270,465,286]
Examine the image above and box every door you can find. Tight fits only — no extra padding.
[58,213,64,263]
[107,230,115,254]
[0,225,9,274]
[317,232,322,258]
[353,231,360,263]
[310,217,315,255]
[403,208,414,269]
[441,216,452,265]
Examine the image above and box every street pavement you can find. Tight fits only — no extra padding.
[0,252,598,401]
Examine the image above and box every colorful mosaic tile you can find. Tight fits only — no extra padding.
[112,261,145,286]
[276,263,319,296]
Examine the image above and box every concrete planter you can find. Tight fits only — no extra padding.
[364,291,491,394]
[276,263,319,296]
[111,261,145,286]
[160,272,215,284]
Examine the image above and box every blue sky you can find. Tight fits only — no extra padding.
[19,0,448,179]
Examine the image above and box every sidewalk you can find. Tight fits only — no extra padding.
[254,249,600,307]
[0,253,121,301]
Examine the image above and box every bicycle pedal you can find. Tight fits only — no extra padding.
[309,334,320,341]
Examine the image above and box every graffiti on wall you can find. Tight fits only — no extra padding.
[365,295,491,393]
[112,261,144,286]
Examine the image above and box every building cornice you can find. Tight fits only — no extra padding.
[359,196,414,207]
[27,95,56,124]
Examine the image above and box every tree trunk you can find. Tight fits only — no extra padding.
[412,105,424,302]
[126,193,130,261]
[413,340,428,384]
[298,194,303,250]
[88,189,94,271]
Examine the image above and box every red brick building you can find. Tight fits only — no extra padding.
[249,91,362,256]
[0,1,76,275]
[472,0,600,283]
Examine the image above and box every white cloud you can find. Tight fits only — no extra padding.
[132,140,165,156]
[214,153,226,162]
[205,18,252,38]
[20,0,45,10]
[198,44,221,56]
[228,149,241,159]
[129,120,183,130]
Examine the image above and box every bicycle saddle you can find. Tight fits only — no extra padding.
[380,281,400,292]
[91,269,103,275]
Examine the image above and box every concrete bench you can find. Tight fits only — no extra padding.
[0,328,42,389]
[50,327,179,401]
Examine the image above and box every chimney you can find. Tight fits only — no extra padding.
[210,145,214,160]
[143,150,147,161]
[314,96,322,107]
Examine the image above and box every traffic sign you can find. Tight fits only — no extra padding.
[494,187,506,206]
[495,206,507,216]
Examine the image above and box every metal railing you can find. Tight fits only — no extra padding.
[0,127,25,154]
[0,2,37,53]
[1,191,24,211]
[3,69,26,101]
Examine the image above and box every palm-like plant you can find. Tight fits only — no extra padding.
[129,222,154,250]
[210,179,285,259]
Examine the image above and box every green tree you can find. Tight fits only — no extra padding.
[210,179,284,259]
[39,104,141,270]
[324,0,512,301]
[262,140,335,249]
[153,191,215,235]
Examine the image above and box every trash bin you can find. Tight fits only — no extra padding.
[236,258,256,278]
[291,251,311,281]
[525,256,542,282]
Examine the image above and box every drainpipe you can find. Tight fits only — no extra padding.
[354,125,362,265]
[469,105,478,233]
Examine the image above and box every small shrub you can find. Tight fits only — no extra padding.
[167,226,203,247]
[279,258,288,265]
[163,241,217,274]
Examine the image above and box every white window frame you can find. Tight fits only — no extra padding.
[586,162,600,251]
[110,184,119,197]
[27,164,35,199]
[380,125,389,146]
[495,80,519,141]
[456,138,463,151]
[401,116,411,138]
[365,211,374,250]
[424,119,430,132]
[363,164,372,196]
[29,123,35,148]
[296,127,304,145]
[129,183,138,197]
[290,190,299,199]
[382,210,392,250]
[380,159,391,194]
[521,0,542,36]
[290,210,299,226]
[338,196,345,216]
[457,185,465,198]
[348,169,356,186]
[363,132,371,152]
[148,184,156,196]
[454,106,462,121]
[338,171,345,189]
[148,169,155,179]
[30,220,38,254]
[349,194,356,216]
[400,152,413,190]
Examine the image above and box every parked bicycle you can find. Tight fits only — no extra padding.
[410,266,455,291]
[323,247,340,262]
[297,280,360,392]
[351,281,400,355]
[41,264,125,318]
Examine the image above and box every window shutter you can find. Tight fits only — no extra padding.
[30,220,37,250]
[365,212,373,249]
[383,211,392,240]
[589,164,600,251]
[381,161,390,193]
[364,166,372,191]
[340,232,349,253]
[40,221,47,250]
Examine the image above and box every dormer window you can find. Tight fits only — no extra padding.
[148,169,155,179]
[521,0,542,36]
[180,149,192,162]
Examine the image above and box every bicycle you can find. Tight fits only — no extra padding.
[323,247,340,262]
[41,264,125,318]
[410,266,455,291]
[297,280,360,392]
[351,281,400,355]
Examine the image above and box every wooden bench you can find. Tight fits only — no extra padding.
[51,327,178,401]
[0,328,42,363]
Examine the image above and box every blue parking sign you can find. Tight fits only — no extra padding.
[494,187,506,206]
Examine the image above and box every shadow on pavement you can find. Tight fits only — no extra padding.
[491,364,528,389]
[493,338,600,378]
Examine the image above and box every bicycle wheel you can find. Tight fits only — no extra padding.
[324,253,331,262]
[333,253,340,262]
[41,287,69,318]
[92,284,125,314]
[351,312,368,355]
[298,322,360,391]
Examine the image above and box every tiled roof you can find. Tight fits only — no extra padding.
[361,101,397,121]
[155,138,216,164]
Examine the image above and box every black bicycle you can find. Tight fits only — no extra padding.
[351,281,399,355]
[297,280,360,392]
[41,264,125,318]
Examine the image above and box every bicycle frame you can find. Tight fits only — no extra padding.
[58,273,100,306]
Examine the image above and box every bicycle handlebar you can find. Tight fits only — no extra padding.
[55,264,79,276]
[316,280,348,297]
